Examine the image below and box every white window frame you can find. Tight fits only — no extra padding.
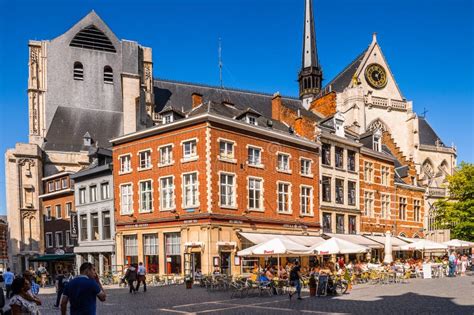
[119,154,132,174]
[55,180,61,190]
[347,181,357,206]
[65,202,72,218]
[246,114,258,125]
[399,197,407,221]
[61,178,68,189]
[300,158,313,177]
[45,206,52,221]
[277,152,291,173]
[247,176,264,212]
[381,166,390,186]
[55,231,63,247]
[300,185,313,216]
[364,161,374,183]
[48,181,54,193]
[277,181,292,214]
[373,135,381,152]
[79,187,86,204]
[364,190,374,217]
[138,149,152,170]
[120,183,134,215]
[158,144,174,167]
[46,232,53,248]
[218,138,236,163]
[181,138,198,162]
[90,212,100,241]
[159,176,175,211]
[247,145,263,168]
[163,113,174,124]
[66,231,73,247]
[414,199,421,222]
[55,204,62,219]
[182,172,199,209]
[335,178,344,205]
[90,185,97,203]
[101,182,110,200]
[219,172,237,209]
[139,179,153,213]
[381,193,391,219]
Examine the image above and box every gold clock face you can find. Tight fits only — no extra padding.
[365,63,387,89]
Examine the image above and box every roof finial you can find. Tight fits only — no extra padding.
[372,32,377,44]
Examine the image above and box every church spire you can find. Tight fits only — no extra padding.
[298,0,323,109]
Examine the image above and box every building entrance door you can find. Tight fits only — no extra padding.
[184,252,202,277]
[220,252,231,275]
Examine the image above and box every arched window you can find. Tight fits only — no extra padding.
[73,62,84,80]
[104,66,113,84]
[440,160,449,173]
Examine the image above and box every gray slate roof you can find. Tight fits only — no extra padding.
[153,79,322,121]
[418,117,445,146]
[322,49,367,93]
[44,106,122,152]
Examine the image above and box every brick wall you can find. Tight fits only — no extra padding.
[309,92,336,117]
[42,193,75,254]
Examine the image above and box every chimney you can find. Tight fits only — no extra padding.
[294,110,304,136]
[272,92,281,121]
[192,93,203,108]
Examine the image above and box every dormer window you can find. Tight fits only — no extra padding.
[246,114,258,126]
[163,113,174,124]
[373,135,381,152]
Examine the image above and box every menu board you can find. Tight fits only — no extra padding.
[422,264,432,279]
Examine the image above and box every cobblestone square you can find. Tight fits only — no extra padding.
[33,275,473,314]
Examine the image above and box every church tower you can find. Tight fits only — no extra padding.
[298,0,323,109]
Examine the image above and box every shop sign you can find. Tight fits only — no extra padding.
[70,213,78,237]
[229,220,243,224]
[55,249,65,255]
[183,220,198,224]
[283,224,308,229]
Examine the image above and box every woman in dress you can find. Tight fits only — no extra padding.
[9,277,41,315]
[461,254,468,276]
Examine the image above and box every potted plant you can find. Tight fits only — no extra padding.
[309,274,317,296]
[185,275,193,289]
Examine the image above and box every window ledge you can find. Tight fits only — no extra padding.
[335,167,345,171]
[138,166,153,172]
[160,207,176,212]
[181,156,199,163]
[218,156,237,164]
[220,205,238,210]
[120,212,134,216]
[277,211,293,215]
[247,163,264,169]
[299,213,314,218]
[183,205,200,210]
[138,210,153,214]
[158,161,175,168]
[276,169,292,174]
[300,173,314,179]
[119,170,133,175]
[321,164,333,169]
[247,208,265,212]
[347,170,358,174]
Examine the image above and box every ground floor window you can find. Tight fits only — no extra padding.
[143,234,159,273]
[165,232,181,274]
[124,235,138,266]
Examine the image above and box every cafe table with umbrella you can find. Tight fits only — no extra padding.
[301,237,369,255]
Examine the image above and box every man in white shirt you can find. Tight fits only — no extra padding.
[136,262,147,292]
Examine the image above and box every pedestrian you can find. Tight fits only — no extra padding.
[124,264,138,294]
[460,254,468,276]
[3,267,14,299]
[54,269,65,308]
[9,277,41,315]
[60,262,106,315]
[289,261,302,300]
[22,271,40,301]
[448,251,456,277]
[136,262,147,292]
[37,265,48,288]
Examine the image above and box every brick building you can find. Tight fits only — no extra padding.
[36,172,77,276]
[112,97,321,276]
[359,130,425,244]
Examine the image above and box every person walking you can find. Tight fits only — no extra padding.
[3,268,14,299]
[124,264,138,294]
[289,261,302,300]
[460,254,468,276]
[9,277,41,315]
[60,262,106,315]
[54,270,66,308]
[448,251,456,277]
[136,262,147,292]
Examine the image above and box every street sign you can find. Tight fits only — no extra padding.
[70,213,78,237]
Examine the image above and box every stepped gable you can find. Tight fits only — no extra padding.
[381,131,418,184]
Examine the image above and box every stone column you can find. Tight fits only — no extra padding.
[99,253,104,276]
[88,254,93,263]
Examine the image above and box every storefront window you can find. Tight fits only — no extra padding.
[124,235,138,266]
[143,234,159,273]
[165,233,181,274]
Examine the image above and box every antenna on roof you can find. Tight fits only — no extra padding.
[421,107,428,118]
[218,37,223,89]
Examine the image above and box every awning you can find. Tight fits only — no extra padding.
[239,232,324,247]
[29,254,76,262]
[325,233,383,249]
[184,241,204,247]
[364,235,409,250]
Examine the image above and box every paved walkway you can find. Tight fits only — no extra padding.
[31,274,474,314]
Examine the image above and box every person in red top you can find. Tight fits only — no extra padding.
[338,257,345,269]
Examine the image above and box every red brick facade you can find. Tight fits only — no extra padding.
[309,92,337,117]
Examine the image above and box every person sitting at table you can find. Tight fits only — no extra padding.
[265,267,275,280]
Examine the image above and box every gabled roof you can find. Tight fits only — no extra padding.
[153,79,322,122]
[322,49,367,93]
[44,106,122,152]
[418,117,445,146]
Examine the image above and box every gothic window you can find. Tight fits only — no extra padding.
[422,159,434,178]
[104,66,113,84]
[73,62,84,80]
[368,119,387,132]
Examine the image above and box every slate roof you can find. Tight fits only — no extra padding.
[153,79,322,121]
[418,117,445,146]
[322,49,367,93]
[44,106,122,152]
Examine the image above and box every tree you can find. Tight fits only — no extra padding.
[434,162,474,241]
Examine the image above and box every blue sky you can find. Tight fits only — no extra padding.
[0,0,473,215]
